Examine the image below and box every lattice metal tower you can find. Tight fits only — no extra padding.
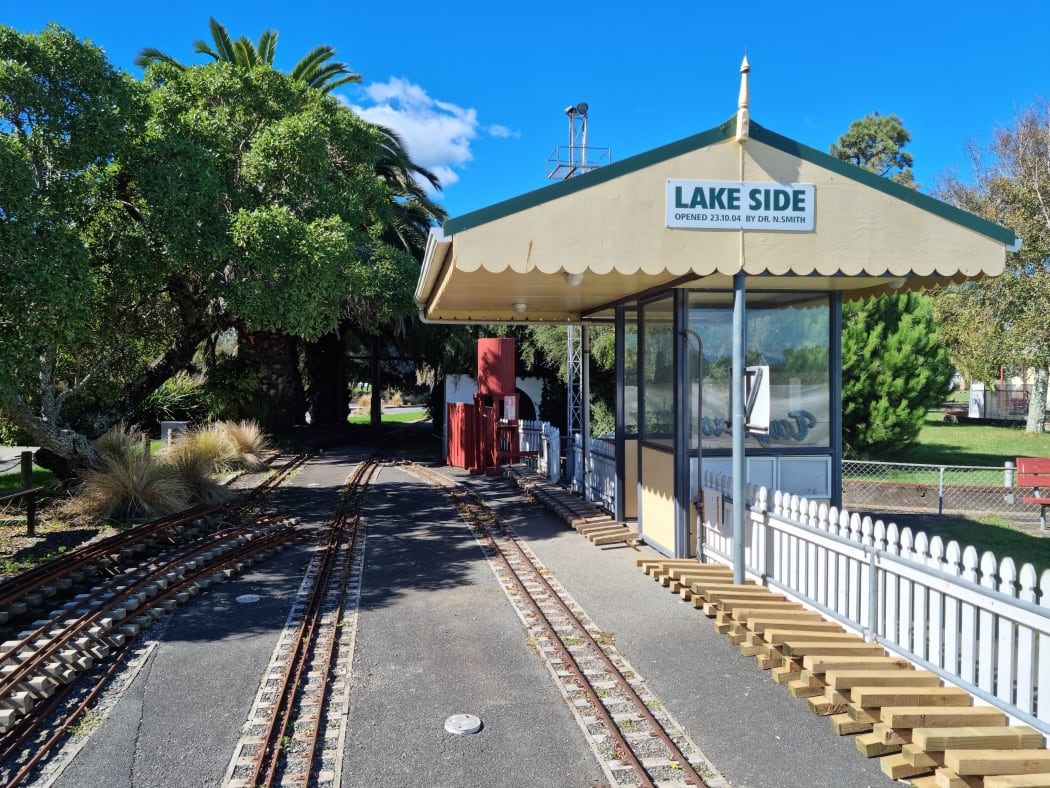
[546,104,609,486]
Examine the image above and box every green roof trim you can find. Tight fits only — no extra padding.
[444,118,736,235]
[443,116,1015,247]
[748,123,1015,245]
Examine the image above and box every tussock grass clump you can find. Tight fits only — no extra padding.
[72,425,189,520]
[215,420,271,471]
[161,437,233,506]
[169,423,240,474]
[69,421,274,522]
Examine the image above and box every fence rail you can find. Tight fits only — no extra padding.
[519,427,1044,524]
[700,474,1050,733]
[842,458,1038,519]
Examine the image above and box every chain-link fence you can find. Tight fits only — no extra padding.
[841,459,1034,520]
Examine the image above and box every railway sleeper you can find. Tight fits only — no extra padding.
[41,662,77,684]
[18,674,58,700]
[52,650,93,671]
[101,632,126,649]
[71,636,109,660]
[0,708,16,732]
[2,602,27,618]
[0,690,34,712]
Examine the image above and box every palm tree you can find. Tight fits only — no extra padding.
[135,17,360,93]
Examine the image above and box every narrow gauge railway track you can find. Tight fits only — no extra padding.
[0,452,310,631]
[405,463,722,788]
[225,453,379,787]
[0,453,314,786]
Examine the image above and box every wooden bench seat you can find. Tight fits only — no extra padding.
[1017,457,1050,530]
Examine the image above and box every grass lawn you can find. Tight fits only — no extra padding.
[893,511,1050,577]
[0,467,55,492]
[883,412,1050,467]
[858,412,1050,574]
[347,410,428,425]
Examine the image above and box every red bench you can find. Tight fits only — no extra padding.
[1017,457,1050,531]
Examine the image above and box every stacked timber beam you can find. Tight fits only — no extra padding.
[503,465,637,547]
[635,558,1050,787]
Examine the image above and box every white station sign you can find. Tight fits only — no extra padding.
[667,180,815,231]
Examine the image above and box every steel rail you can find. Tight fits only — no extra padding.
[224,452,311,516]
[246,457,377,787]
[0,451,308,616]
[0,513,289,704]
[412,465,710,787]
[0,517,305,785]
[439,484,654,787]
[2,637,136,787]
[0,505,219,613]
[478,498,708,786]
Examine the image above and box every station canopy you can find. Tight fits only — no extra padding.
[415,114,1016,324]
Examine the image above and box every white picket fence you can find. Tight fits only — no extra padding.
[700,473,1050,733]
[566,435,616,513]
[517,424,616,513]
[519,420,561,484]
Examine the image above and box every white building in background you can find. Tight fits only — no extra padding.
[444,374,543,421]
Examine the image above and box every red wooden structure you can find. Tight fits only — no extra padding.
[447,339,522,474]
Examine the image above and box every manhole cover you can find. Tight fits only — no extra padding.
[444,713,482,735]
[236,594,261,604]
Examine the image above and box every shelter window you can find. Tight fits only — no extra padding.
[624,312,639,436]
[639,296,675,448]
[687,292,831,452]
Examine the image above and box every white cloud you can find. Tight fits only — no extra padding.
[487,124,520,139]
[345,77,518,191]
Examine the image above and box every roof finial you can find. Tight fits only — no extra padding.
[736,55,750,143]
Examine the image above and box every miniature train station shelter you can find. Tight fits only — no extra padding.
[415,93,1015,570]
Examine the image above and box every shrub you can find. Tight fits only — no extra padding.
[68,420,273,521]
[132,372,208,432]
[842,293,953,456]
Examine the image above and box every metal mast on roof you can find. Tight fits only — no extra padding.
[547,103,609,492]
[547,103,610,180]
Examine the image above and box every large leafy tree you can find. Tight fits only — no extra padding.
[934,99,1050,433]
[2,27,418,475]
[310,124,446,428]
[139,21,446,429]
[0,24,145,470]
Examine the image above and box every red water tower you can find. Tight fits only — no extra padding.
[447,338,522,473]
[477,338,515,396]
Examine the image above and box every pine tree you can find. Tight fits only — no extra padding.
[841,293,953,454]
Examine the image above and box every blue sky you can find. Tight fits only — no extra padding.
[4,2,1048,220]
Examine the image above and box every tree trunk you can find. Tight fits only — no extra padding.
[237,331,307,433]
[370,337,382,427]
[1026,366,1049,433]
[304,331,348,426]
[2,393,100,480]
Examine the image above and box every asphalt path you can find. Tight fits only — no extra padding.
[33,448,899,787]
[450,469,898,788]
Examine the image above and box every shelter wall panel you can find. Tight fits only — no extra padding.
[640,446,676,553]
